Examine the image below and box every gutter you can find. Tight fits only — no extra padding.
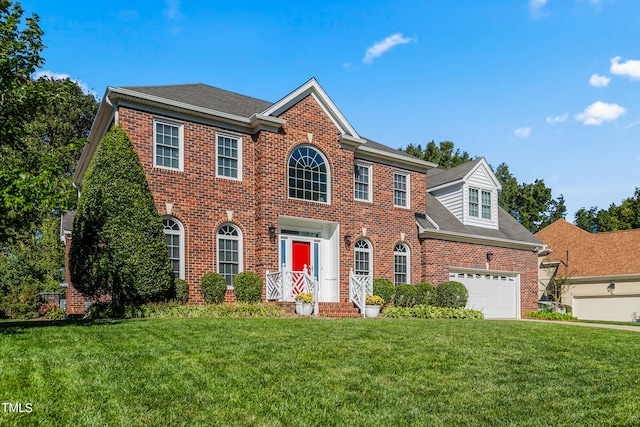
[419,228,542,251]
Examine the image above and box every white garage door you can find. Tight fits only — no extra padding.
[573,296,640,322]
[449,272,519,319]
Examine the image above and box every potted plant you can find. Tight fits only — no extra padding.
[365,295,384,318]
[294,292,314,315]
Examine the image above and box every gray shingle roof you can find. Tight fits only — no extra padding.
[426,158,483,189]
[360,138,427,162]
[121,83,273,118]
[419,193,542,245]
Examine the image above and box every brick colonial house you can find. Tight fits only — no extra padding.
[63,78,542,318]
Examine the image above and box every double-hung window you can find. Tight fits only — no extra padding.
[481,190,492,219]
[394,243,410,285]
[354,239,372,277]
[469,188,479,217]
[216,133,242,180]
[153,119,183,171]
[354,162,372,202]
[217,223,243,288]
[393,172,409,208]
[162,217,184,279]
[469,188,492,219]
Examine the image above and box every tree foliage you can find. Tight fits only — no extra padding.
[0,216,64,318]
[496,163,566,233]
[0,77,98,242]
[0,0,44,149]
[403,140,473,169]
[574,187,640,233]
[69,126,172,306]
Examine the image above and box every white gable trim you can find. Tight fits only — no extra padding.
[261,78,362,140]
[428,158,502,193]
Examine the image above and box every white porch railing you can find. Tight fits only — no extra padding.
[266,264,318,315]
[349,269,372,317]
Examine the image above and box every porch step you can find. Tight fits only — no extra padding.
[317,302,362,318]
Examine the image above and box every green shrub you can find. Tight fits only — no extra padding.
[414,282,436,306]
[38,303,65,320]
[124,302,285,318]
[394,284,417,307]
[373,278,395,306]
[200,273,227,304]
[435,281,468,309]
[525,311,577,321]
[174,279,189,304]
[383,305,484,319]
[70,126,172,305]
[84,302,125,319]
[232,271,263,303]
[0,284,40,319]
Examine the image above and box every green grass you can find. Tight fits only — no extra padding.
[1,318,639,426]
[576,319,640,327]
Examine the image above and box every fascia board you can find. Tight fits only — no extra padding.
[355,145,436,172]
[109,87,283,130]
[570,274,640,283]
[420,229,541,251]
[73,90,115,186]
[261,78,361,139]
[427,179,464,193]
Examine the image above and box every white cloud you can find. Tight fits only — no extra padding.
[610,56,640,80]
[589,73,610,88]
[575,101,626,125]
[546,113,568,124]
[514,127,532,138]
[529,0,548,16]
[363,33,413,64]
[33,70,97,97]
[624,119,640,129]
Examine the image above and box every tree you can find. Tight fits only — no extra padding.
[402,140,473,169]
[0,0,44,150]
[494,163,566,233]
[69,126,172,307]
[574,187,640,233]
[0,216,64,318]
[0,77,98,242]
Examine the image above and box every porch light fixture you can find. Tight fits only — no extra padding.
[486,252,494,262]
[607,281,615,294]
[344,234,353,246]
[268,224,276,242]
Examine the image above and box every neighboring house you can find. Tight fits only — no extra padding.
[536,219,640,322]
[62,78,541,318]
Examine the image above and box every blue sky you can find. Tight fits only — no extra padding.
[23,0,640,220]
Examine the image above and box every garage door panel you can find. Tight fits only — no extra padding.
[450,273,518,319]
[573,296,640,322]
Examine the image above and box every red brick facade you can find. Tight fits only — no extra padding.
[65,80,540,317]
[421,239,539,315]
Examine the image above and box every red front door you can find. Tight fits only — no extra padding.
[292,241,311,272]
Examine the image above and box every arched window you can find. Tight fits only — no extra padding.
[394,243,410,286]
[288,145,329,203]
[162,217,184,279]
[217,223,243,287]
[354,239,372,277]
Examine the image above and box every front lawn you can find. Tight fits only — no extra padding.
[1,318,639,426]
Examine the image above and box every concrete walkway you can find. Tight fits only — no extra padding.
[518,318,640,332]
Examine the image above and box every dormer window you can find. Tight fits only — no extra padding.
[469,188,492,220]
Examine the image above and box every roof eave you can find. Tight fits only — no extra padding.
[356,145,437,172]
[420,229,542,251]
